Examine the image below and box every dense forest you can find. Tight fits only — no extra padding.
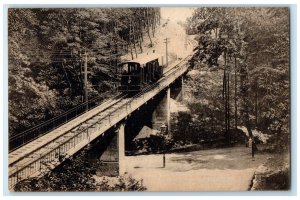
[8,8,161,136]
[175,8,289,151]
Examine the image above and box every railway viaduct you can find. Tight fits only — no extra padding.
[8,55,192,190]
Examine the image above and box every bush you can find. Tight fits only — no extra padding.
[95,173,146,191]
[130,135,174,154]
[14,148,146,192]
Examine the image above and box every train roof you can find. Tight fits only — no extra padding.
[120,53,163,67]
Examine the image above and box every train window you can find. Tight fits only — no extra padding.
[120,63,129,74]
[129,63,141,74]
[119,62,141,75]
[144,65,148,82]
[129,63,135,73]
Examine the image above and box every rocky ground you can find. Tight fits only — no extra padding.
[250,152,290,190]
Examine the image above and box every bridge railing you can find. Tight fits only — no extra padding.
[9,91,116,152]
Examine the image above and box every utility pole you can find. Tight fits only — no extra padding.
[163,38,170,67]
[234,7,239,131]
[84,49,88,111]
[160,124,167,168]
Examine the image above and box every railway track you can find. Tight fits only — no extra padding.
[8,52,193,190]
[9,93,128,164]
[9,90,123,152]
[8,93,131,188]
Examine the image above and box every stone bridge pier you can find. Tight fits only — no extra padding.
[85,123,125,175]
[151,88,171,135]
[170,75,185,102]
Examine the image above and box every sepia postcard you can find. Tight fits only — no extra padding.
[7,6,291,192]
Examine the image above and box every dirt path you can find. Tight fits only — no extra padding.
[123,146,273,191]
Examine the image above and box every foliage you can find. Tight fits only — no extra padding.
[186,8,289,150]
[131,134,174,154]
[14,149,146,191]
[9,8,161,136]
[172,111,225,145]
[95,173,146,191]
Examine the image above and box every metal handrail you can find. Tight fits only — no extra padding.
[9,90,116,152]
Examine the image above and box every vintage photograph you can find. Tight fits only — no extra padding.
[8,7,290,192]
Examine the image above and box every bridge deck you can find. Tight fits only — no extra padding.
[8,54,192,190]
[9,95,124,166]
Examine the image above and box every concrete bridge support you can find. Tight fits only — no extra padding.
[98,132,118,163]
[86,123,125,175]
[151,88,171,134]
[97,123,126,175]
[171,76,185,102]
[118,123,126,174]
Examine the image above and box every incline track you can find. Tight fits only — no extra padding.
[9,93,127,165]
[8,53,193,190]
[9,91,122,152]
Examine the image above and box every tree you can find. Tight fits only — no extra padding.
[9,8,161,136]
[187,8,289,148]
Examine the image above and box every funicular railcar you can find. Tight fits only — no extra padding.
[117,53,164,92]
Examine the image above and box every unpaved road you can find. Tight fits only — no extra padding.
[123,146,272,191]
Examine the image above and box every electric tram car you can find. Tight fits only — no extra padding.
[117,53,164,92]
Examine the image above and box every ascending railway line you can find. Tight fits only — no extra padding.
[8,53,193,190]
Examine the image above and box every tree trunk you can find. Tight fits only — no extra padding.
[147,26,153,47]
[127,19,134,60]
[131,21,138,58]
[109,46,112,66]
[129,42,133,60]
[240,63,253,138]
[146,10,153,47]
[115,44,118,75]
[61,62,72,93]
[255,80,258,127]
[138,34,143,53]
[71,61,82,87]
[234,57,238,129]
[152,17,155,38]
[138,19,144,43]
[227,70,230,144]
[223,65,228,141]
[224,52,230,145]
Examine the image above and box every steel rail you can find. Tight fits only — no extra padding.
[9,93,128,166]
[9,91,122,152]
